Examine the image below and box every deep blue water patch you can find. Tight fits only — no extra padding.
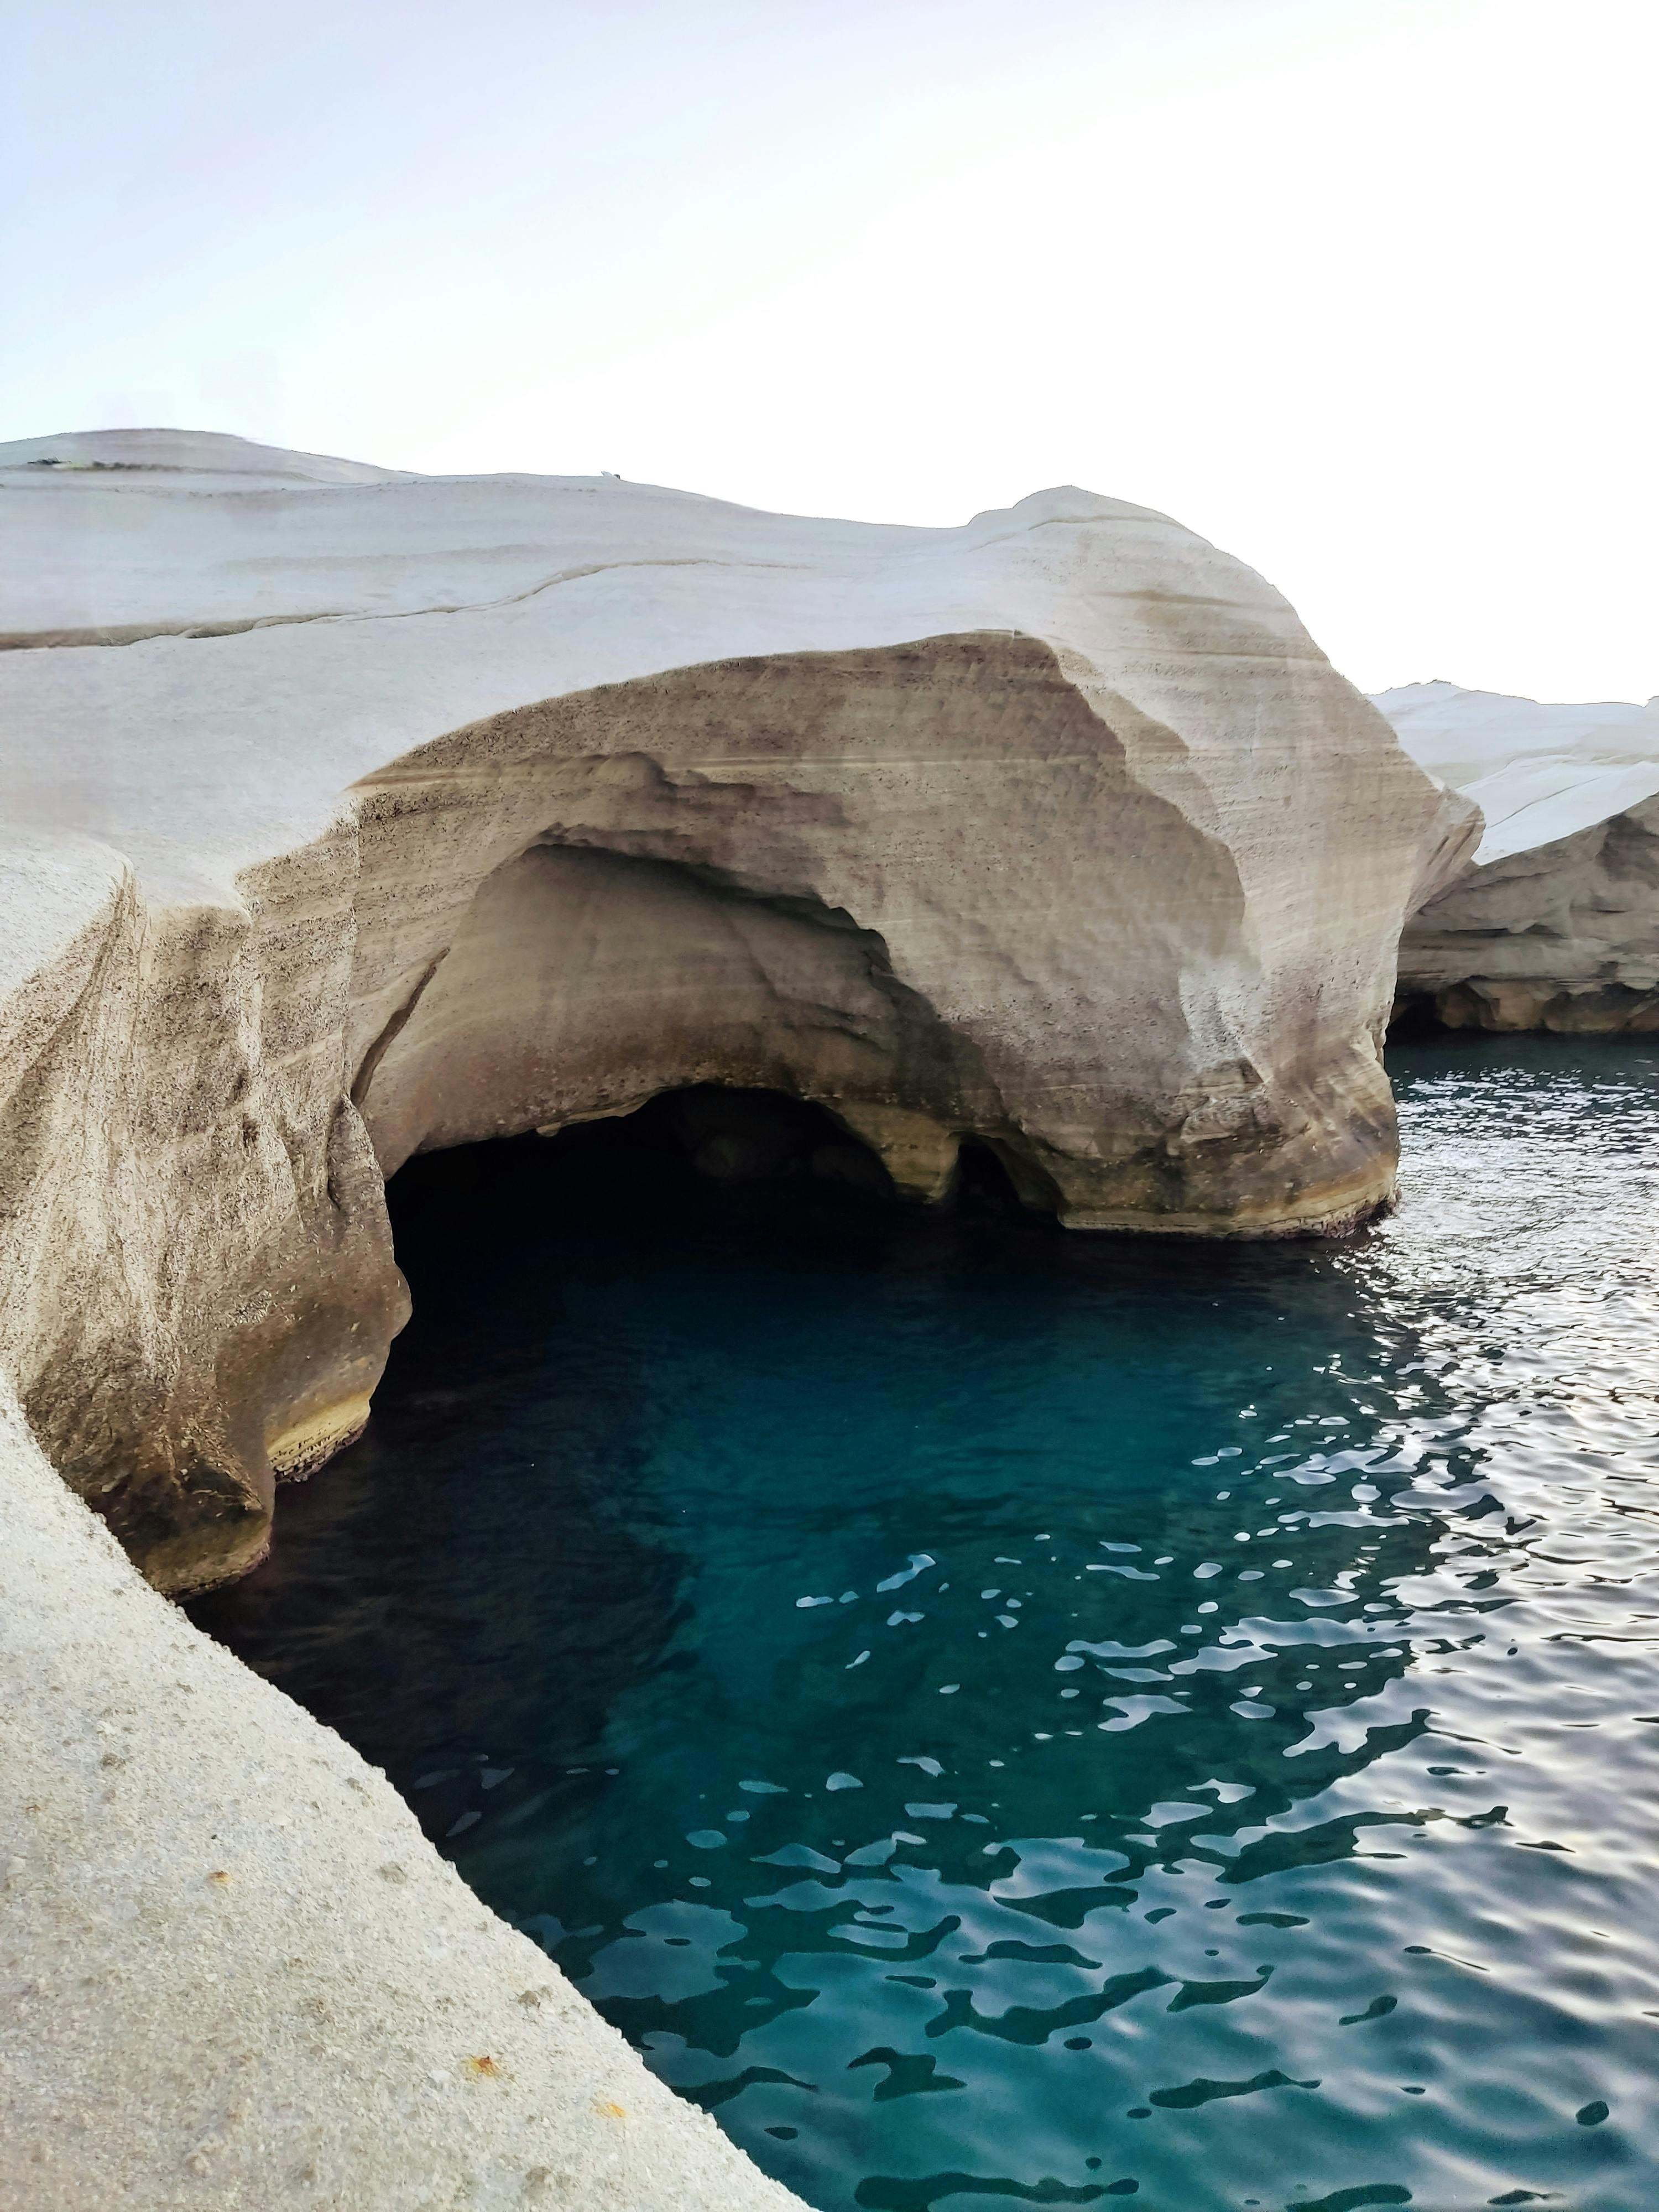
[192,1044,1659,2210]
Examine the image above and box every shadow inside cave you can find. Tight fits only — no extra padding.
[186,1081,1399,1855]
[185,1087,1039,1840]
[184,1046,1659,2212]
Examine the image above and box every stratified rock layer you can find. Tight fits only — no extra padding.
[1380,681,1659,1030]
[2,429,1451,1592]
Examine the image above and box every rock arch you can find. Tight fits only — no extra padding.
[355,840,977,1202]
[2,484,1455,1596]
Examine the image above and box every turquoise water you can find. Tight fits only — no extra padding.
[194,1044,1659,2210]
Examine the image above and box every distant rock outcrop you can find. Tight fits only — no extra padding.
[1,429,1451,1591]
[1378,681,1659,1031]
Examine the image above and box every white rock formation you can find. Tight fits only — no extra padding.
[0,426,1458,1592]
[1378,681,1659,1030]
[0,427,1457,2206]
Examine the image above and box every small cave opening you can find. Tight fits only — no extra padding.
[949,1136,1034,1221]
[1386,993,1457,1042]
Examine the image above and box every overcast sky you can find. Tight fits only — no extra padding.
[4,0,1653,702]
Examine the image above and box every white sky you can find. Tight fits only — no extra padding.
[4,0,1653,701]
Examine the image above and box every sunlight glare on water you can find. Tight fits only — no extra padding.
[193,1041,1659,2211]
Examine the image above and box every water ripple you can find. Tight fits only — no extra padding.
[192,1040,1659,2210]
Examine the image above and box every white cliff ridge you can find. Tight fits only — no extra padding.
[1377,680,1659,1030]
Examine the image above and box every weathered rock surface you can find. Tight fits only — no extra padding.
[0,429,1455,1591]
[1380,681,1659,1030]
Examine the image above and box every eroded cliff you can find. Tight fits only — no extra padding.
[1,430,1454,1592]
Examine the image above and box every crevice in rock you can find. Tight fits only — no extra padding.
[0,610,360,652]
[0,555,813,653]
[350,952,450,1109]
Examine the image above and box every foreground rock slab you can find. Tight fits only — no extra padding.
[0,1384,803,2211]
[1380,680,1659,1031]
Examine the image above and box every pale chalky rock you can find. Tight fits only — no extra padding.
[1379,681,1659,1031]
[0,1378,805,2212]
[1,427,1452,1591]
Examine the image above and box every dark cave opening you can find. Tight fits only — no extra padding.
[950,1135,1030,1218]
[382,1089,1060,1267]
[1386,993,1459,1042]
[385,1085,902,1248]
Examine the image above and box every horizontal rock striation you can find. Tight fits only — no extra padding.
[1380,680,1659,1031]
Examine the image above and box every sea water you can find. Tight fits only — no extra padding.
[194,1041,1659,2210]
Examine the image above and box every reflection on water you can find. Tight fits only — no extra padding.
[193,1042,1659,2210]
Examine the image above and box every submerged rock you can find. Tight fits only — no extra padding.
[1380,680,1659,1031]
[0,429,1450,1589]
